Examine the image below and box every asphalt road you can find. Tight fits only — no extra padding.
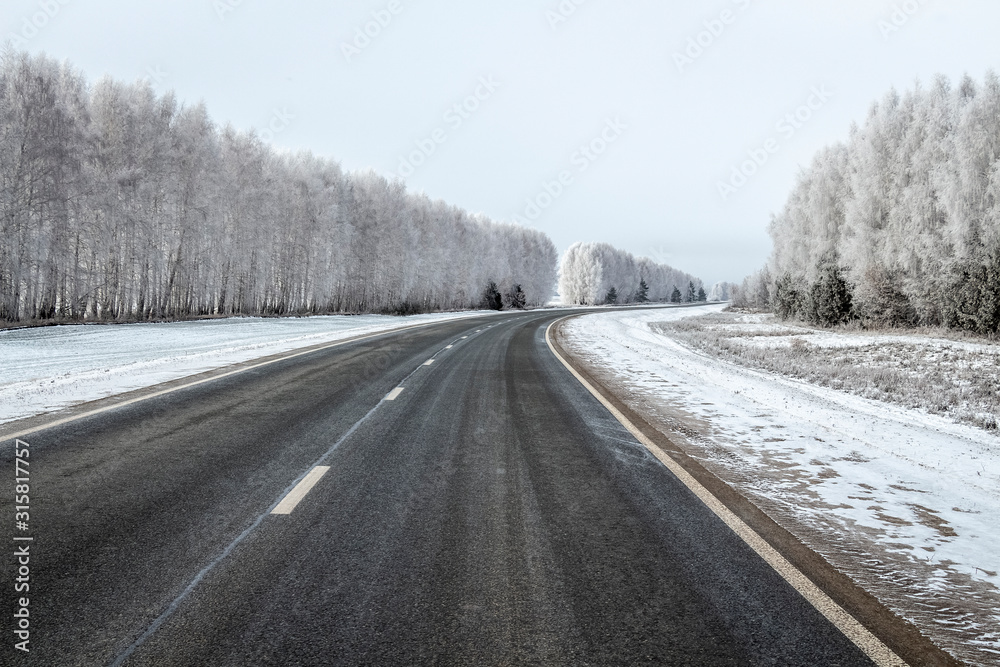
[1,309,878,666]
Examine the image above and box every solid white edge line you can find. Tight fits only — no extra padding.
[544,319,907,667]
[0,318,466,443]
[384,387,404,401]
[271,466,331,515]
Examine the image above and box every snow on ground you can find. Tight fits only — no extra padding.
[657,312,1000,433]
[0,311,493,425]
[563,305,1000,666]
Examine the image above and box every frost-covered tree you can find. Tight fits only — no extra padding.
[741,71,1000,333]
[558,241,701,306]
[0,50,558,323]
[731,267,771,311]
[708,282,736,302]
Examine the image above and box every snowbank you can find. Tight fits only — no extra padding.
[0,312,490,425]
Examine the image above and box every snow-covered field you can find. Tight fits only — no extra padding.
[563,305,1000,666]
[658,311,1000,433]
[0,311,493,425]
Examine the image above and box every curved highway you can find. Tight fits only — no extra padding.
[2,310,909,665]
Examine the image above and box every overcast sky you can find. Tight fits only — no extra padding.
[5,0,1000,285]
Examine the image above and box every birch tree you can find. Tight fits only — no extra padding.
[0,50,560,323]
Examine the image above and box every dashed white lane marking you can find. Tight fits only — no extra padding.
[113,334,464,663]
[271,466,331,515]
[446,345,453,349]
[423,359,435,366]
[544,320,906,667]
[109,396,386,667]
[461,336,468,339]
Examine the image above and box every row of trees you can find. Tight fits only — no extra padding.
[708,281,736,302]
[735,72,1000,333]
[0,50,557,323]
[481,280,526,310]
[558,241,703,305]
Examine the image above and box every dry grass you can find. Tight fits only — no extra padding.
[653,313,1000,433]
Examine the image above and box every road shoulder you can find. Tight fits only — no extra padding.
[549,315,960,667]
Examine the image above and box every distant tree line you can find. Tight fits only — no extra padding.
[558,241,703,305]
[708,281,736,302]
[734,72,1000,334]
[0,50,557,323]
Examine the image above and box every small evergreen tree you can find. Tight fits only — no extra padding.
[807,265,853,326]
[635,279,649,303]
[685,281,696,303]
[670,287,682,303]
[697,286,707,302]
[505,284,527,310]
[604,286,618,304]
[946,246,1000,334]
[482,281,503,310]
[856,267,917,328]
[773,273,804,320]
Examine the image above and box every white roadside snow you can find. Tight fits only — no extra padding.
[563,305,1000,666]
[0,311,494,425]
